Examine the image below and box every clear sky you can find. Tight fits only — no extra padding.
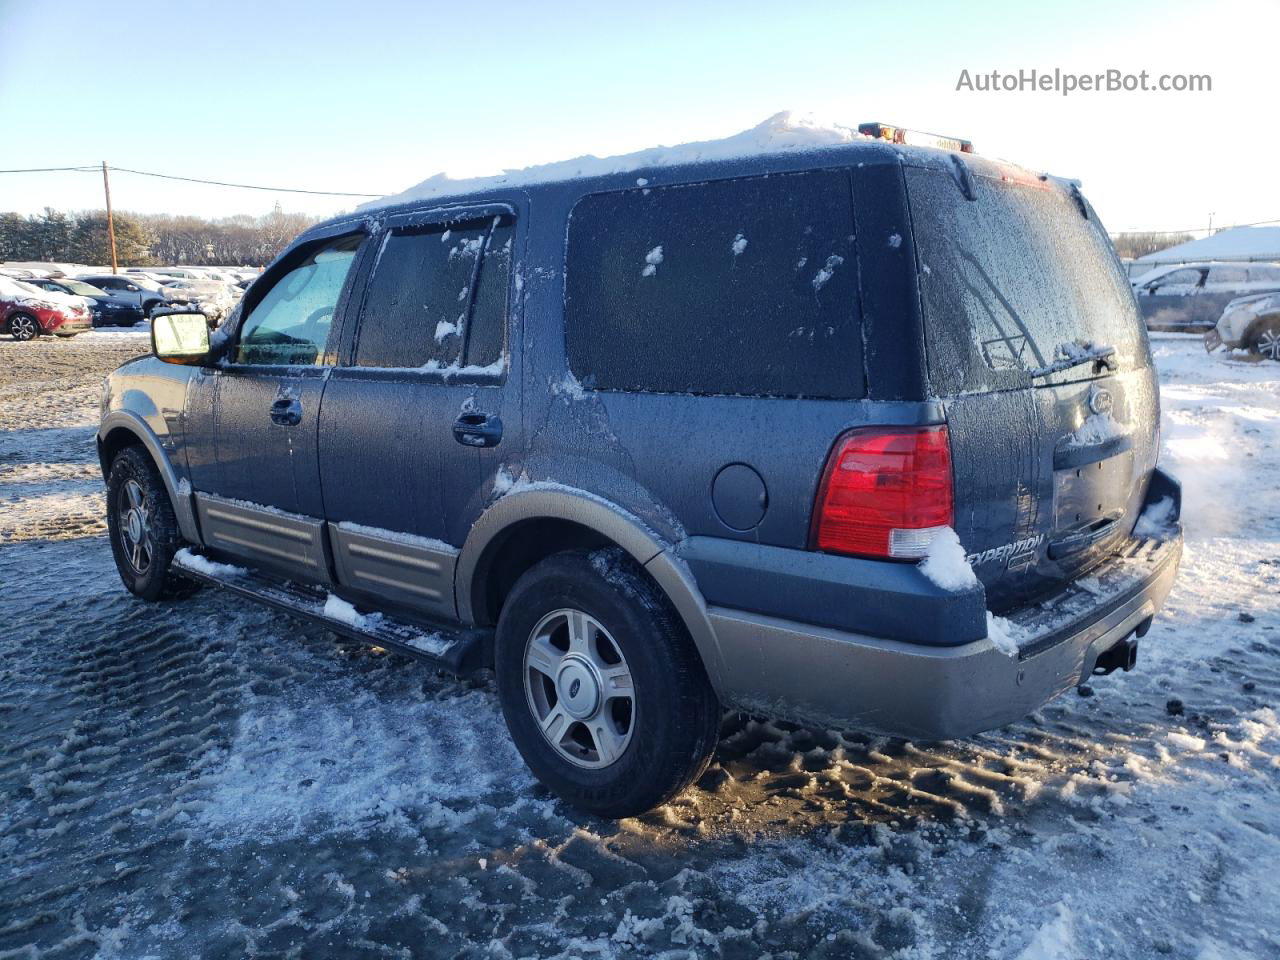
[1,0,1275,235]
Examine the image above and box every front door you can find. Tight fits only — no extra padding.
[317,205,521,621]
[193,231,367,583]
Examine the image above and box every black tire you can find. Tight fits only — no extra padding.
[494,548,720,818]
[8,312,39,341]
[106,446,194,601]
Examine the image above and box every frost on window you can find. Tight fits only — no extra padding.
[812,254,844,292]
[565,169,864,398]
[641,245,664,277]
[353,216,513,370]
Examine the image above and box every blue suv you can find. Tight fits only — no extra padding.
[97,131,1183,817]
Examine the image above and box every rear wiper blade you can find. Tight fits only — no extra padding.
[1029,344,1116,379]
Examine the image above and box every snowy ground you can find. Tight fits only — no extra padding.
[1,332,1277,959]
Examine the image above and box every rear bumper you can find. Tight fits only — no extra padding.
[704,531,1182,740]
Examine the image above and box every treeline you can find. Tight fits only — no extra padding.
[0,206,324,267]
[1111,231,1195,260]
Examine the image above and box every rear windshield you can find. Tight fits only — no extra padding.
[906,166,1146,395]
[566,170,864,399]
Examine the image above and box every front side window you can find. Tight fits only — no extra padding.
[352,215,513,371]
[1155,268,1203,288]
[235,234,362,365]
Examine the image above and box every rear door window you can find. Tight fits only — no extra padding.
[565,170,863,398]
[352,215,513,371]
[906,166,1146,395]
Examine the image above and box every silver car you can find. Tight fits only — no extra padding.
[1133,261,1280,332]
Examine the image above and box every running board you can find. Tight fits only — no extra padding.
[173,551,491,674]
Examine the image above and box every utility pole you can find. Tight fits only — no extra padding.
[102,161,119,273]
[1208,212,1215,236]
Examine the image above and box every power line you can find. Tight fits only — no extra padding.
[1114,217,1280,235]
[0,165,99,173]
[0,163,384,197]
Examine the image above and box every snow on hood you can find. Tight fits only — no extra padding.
[360,111,868,211]
[0,276,90,311]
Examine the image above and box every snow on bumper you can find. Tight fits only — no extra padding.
[708,531,1183,741]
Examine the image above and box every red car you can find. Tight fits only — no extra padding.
[0,278,93,341]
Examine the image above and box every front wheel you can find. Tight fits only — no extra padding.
[495,548,720,818]
[106,447,193,601]
[8,313,39,341]
[1248,316,1280,361]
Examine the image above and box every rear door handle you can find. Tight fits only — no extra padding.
[270,397,302,426]
[453,412,502,447]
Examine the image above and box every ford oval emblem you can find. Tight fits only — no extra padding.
[1088,384,1113,416]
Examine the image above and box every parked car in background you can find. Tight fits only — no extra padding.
[160,279,239,323]
[1133,261,1280,332]
[0,277,92,340]
[1205,291,1280,360]
[22,277,145,327]
[77,274,168,318]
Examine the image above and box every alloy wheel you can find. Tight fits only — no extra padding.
[1258,329,1280,361]
[523,608,636,768]
[117,479,153,575]
[10,315,37,341]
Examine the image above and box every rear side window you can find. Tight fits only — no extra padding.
[353,215,513,371]
[1207,265,1248,284]
[907,167,1147,395]
[565,170,863,398]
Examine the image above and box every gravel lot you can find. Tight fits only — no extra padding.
[1,332,1278,960]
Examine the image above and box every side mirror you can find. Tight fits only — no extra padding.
[152,311,212,365]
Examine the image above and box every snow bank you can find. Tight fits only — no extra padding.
[323,593,368,628]
[1134,496,1178,539]
[173,547,246,578]
[917,527,977,591]
[359,111,868,210]
[987,612,1025,658]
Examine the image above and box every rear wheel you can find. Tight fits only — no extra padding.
[1248,316,1280,361]
[494,548,720,818]
[106,447,193,601]
[8,313,38,341]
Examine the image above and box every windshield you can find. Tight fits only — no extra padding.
[60,280,103,296]
[907,165,1146,395]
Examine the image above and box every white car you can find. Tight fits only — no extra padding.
[1206,292,1280,360]
[160,279,240,322]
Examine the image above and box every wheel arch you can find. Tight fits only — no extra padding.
[457,488,726,693]
[97,411,200,542]
[1244,310,1280,352]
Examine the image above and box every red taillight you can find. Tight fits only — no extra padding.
[811,426,954,560]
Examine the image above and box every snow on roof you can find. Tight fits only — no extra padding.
[1135,226,1280,265]
[359,112,869,211]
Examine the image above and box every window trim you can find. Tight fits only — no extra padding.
[340,201,517,382]
[223,226,369,371]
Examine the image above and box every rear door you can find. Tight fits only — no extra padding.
[905,162,1159,610]
[316,206,520,621]
[192,230,366,583]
